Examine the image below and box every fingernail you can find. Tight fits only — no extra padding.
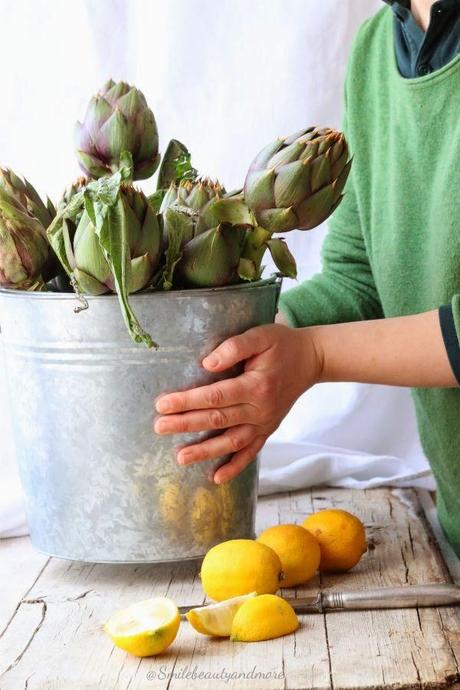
[155,420,167,434]
[204,354,219,368]
[156,398,171,413]
[177,450,192,465]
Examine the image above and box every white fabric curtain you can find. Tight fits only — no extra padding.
[0,0,433,538]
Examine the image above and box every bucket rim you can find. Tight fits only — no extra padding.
[0,273,282,301]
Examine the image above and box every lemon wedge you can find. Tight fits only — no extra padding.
[186,592,257,637]
[104,597,180,657]
[230,594,299,642]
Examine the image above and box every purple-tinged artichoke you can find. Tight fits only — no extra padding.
[244,126,351,233]
[0,167,55,229]
[0,187,51,289]
[75,79,160,181]
[65,186,162,295]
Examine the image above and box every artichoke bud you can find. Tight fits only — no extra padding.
[0,167,55,229]
[75,80,160,181]
[0,189,50,288]
[244,126,351,232]
[177,223,245,288]
[160,177,225,215]
[67,186,163,296]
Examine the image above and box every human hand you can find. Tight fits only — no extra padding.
[154,323,321,484]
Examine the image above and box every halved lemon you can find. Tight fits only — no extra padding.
[104,597,180,657]
[186,592,257,637]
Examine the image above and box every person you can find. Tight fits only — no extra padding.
[154,0,460,556]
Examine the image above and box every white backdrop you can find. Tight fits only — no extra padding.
[0,0,433,537]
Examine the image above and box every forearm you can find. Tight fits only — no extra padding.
[307,309,457,388]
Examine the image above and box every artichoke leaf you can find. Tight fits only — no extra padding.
[266,238,297,279]
[237,257,258,282]
[162,208,188,290]
[200,197,255,230]
[87,192,157,348]
[156,139,194,191]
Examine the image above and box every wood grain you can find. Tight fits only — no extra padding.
[0,488,459,690]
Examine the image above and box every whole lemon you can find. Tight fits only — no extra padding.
[200,539,283,601]
[302,509,367,573]
[230,594,299,642]
[257,524,321,587]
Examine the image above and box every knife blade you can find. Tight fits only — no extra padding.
[178,583,460,615]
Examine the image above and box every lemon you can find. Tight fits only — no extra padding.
[186,592,256,636]
[200,539,283,601]
[302,509,367,573]
[104,597,180,657]
[190,487,221,547]
[230,594,299,642]
[257,523,321,587]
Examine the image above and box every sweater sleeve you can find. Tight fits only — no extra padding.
[279,163,384,328]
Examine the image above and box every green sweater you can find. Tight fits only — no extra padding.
[279,7,460,555]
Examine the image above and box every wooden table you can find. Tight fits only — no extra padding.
[1,487,459,690]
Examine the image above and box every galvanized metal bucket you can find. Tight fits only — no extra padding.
[0,276,281,563]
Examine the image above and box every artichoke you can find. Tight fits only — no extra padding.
[0,187,51,289]
[75,79,160,181]
[160,177,225,215]
[160,178,252,289]
[0,167,55,229]
[64,185,162,295]
[176,223,246,288]
[244,126,351,233]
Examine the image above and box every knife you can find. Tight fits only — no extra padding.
[178,583,460,615]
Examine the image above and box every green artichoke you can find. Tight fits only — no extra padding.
[160,177,225,214]
[0,167,55,229]
[0,187,51,288]
[75,79,160,181]
[176,223,246,288]
[161,179,253,289]
[65,185,162,295]
[244,126,351,233]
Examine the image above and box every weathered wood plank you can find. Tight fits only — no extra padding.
[313,487,460,690]
[0,536,48,634]
[0,488,459,690]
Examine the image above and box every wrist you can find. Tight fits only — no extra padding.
[297,326,326,387]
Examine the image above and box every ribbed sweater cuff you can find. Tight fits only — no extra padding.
[439,304,460,385]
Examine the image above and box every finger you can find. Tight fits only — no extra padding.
[213,436,267,484]
[155,376,250,414]
[154,403,256,435]
[176,425,256,465]
[202,327,271,372]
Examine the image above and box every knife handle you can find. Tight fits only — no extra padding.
[322,583,460,611]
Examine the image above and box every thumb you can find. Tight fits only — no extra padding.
[202,327,271,372]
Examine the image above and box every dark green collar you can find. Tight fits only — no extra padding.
[383,0,460,78]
